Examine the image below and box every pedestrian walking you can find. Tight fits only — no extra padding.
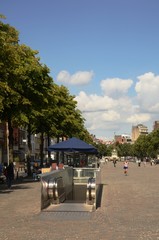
[105,158,108,164]
[138,159,141,167]
[123,160,129,176]
[6,162,14,189]
[143,158,146,167]
[113,159,117,167]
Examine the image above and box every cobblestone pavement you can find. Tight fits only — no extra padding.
[1,162,159,240]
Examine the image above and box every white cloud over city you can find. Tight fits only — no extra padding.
[57,70,94,85]
[100,78,133,98]
[56,71,159,139]
[135,72,159,113]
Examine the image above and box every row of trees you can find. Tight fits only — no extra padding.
[116,129,159,160]
[0,15,94,168]
[117,129,159,160]
[131,129,159,160]
[2,15,158,167]
[96,129,159,160]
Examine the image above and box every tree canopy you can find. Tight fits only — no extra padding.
[0,17,93,163]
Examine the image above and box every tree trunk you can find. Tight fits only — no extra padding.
[40,132,44,168]
[27,123,32,176]
[47,134,51,159]
[8,118,14,164]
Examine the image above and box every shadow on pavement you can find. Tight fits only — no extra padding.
[0,177,40,194]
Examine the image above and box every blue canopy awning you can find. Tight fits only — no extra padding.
[48,137,98,154]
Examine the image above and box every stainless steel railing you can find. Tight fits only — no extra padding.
[47,177,65,204]
[41,167,73,210]
[86,177,96,205]
[40,167,101,211]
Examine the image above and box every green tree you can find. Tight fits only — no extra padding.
[0,20,28,162]
[117,143,133,159]
[0,19,54,166]
[146,129,159,158]
[0,17,96,168]
[133,135,149,160]
[51,85,84,140]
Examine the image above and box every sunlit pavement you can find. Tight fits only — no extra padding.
[0,161,159,240]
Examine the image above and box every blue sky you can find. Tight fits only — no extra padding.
[1,0,159,140]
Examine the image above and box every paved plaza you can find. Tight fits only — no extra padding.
[1,161,159,240]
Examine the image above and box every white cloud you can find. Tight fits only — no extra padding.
[102,110,121,121]
[100,78,133,97]
[135,72,159,112]
[127,113,151,124]
[56,70,70,84]
[83,111,120,133]
[57,71,159,139]
[75,90,136,138]
[56,70,94,85]
[75,91,117,112]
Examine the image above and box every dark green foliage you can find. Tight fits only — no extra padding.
[0,18,90,164]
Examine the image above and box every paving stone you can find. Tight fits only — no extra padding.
[1,162,159,239]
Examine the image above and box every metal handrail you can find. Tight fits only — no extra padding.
[47,177,65,204]
[86,177,96,205]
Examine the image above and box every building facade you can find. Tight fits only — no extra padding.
[0,123,51,164]
[131,124,148,142]
[153,121,159,131]
[0,123,8,164]
[114,134,132,144]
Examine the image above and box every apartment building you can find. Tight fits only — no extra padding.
[114,134,132,144]
[131,124,148,142]
[0,123,50,164]
[153,121,159,131]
